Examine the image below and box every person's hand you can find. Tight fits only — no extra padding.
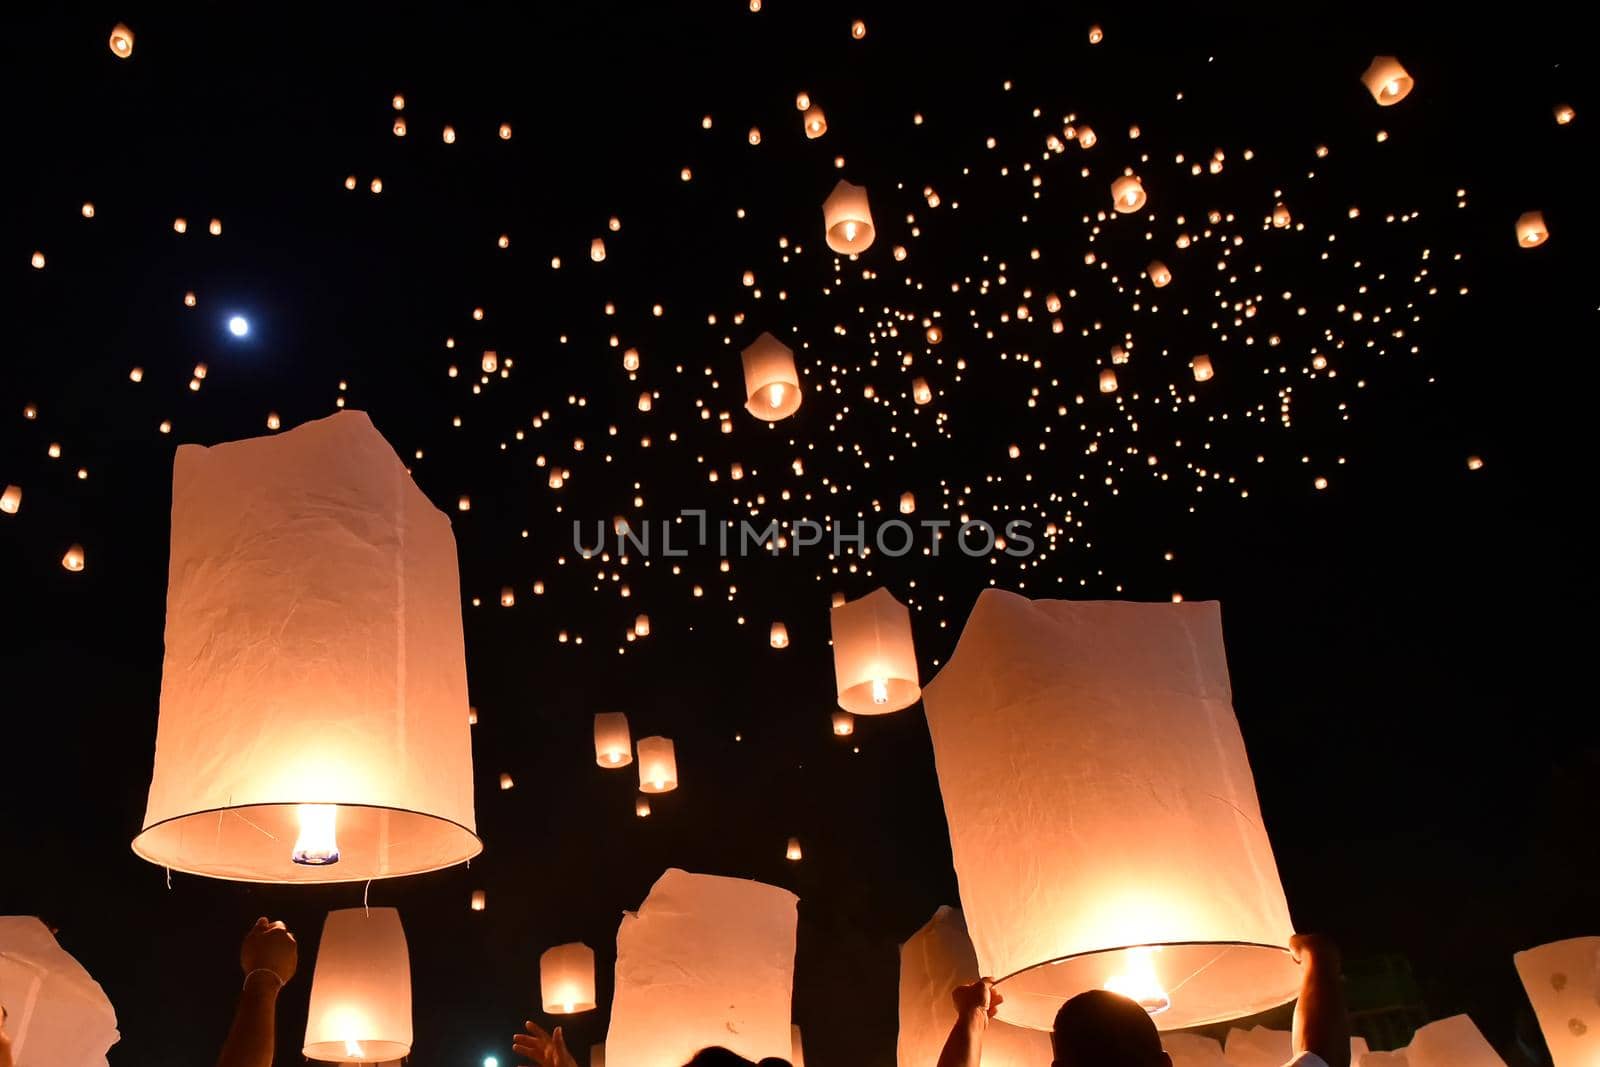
[951,977,1004,1023]
[512,1020,579,1067]
[1290,933,1341,972]
[239,917,297,987]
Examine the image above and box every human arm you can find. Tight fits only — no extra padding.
[215,917,298,1067]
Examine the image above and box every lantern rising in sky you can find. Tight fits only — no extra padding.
[922,592,1300,1031]
[1111,174,1147,214]
[822,180,875,254]
[636,735,678,793]
[830,587,920,715]
[131,411,480,882]
[540,942,598,1014]
[741,332,802,421]
[303,908,413,1063]
[1516,211,1549,248]
[108,22,134,58]
[1361,55,1414,105]
[594,712,633,768]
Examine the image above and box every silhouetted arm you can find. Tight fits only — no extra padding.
[1290,934,1350,1067]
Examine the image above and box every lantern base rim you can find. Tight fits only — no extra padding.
[303,1039,412,1062]
[837,678,921,716]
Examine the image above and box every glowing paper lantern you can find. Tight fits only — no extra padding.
[303,908,412,1063]
[1362,56,1414,106]
[770,622,790,648]
[831,711,855,736]
[591,238,607,263]
[897,907,1051,1067]
[1,485,20,514]
[131,411,480,882]
[1515,937,1600,1067]
[605,868,798,1067]
[1404,1015,1505,1067]
[1516,211,1549,248]
[1192,355,1214,382]
[61,544,85,572]
[822,180,875,254]
[634,613,650,636]
[594,713,633,768]
[1099,368,1119,394]
[1111,175,1147,214]
[540,942,598,1014]
[922,591,1300,1031]
[1226,1026,1369,1067]
[1272,203,1292,228]
[500,587,516,607]
[470,890,486,911]
[636,736,678,793]
[635,796,651,817]
[0,916,121,1067]
[785,837,802,861]
[741,332,802,421]
[1148,261,1172,287]
[900,492,916,514]
[830,587,920,715]
[803,105,827,139]
[108,22,134,58]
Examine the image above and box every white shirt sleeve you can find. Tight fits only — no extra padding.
[1284,1055,1329,1067]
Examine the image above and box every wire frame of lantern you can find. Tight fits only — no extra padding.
[636,736,678,793]
[822,180,875,255]
[830,587,920,715]
[922,592,1301,1032]
[1361,56,1414,106]
[1148,261,1172,288]
[130,412,480,883]
[1110,175,1146,214]
[540,942,598,1014]
[1516,211,1549,248]
[303,908,413,1063]
[741,332,802,421]
[594,713,634,769]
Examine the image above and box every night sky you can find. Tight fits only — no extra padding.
[1,5,1594,1066]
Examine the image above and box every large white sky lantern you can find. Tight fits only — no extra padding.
[922,590,1299,1031]
[823,179,875,255]
[304,908,412,1063]
[1515,937,1600,1067]
[605,868,797,1067]
[741,332,802,421]
[131,410,480,883]
[898,907,1052,1067]
[0,916,121,1067]
[830,587,920,715]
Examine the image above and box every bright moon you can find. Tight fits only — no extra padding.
[228,315,249,337]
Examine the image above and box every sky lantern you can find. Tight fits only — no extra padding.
[130,411,480,883]
[61,544,85,572]
[922,592,1301,1031]
[635,796,651,817]
[634,613,650,636]
[500,586,516,607]
[1148,260,1172,287]
[912,378,933,404]
[1272,202,1292,228]
[636,736,678,793]
[1099,368,1119,393]
[803,105,827,138]
[0,916,121,1067]
[638,391,652,411]
[1192,354,1215,382]
[900,491,915,514]
[108,22,134,58]
[785,837,803,861]
[499,773,515,791]
[605,868,798,1067]
[822,180,875,254]
[303,908,412,1063]
[741,332,802,421]
[898,907,1052,1067]
[831,711,855,736]
[594,712,633,768]
[830,587,920,715]
[591,238,607,262]
[770,621,790,648]
[471,890,486,911]
[482,350,499,373]
[1,484,20,514]
[1554,104,1575,125]
[1515,937,1599,1067]
[1516,211,1549,248]
[540,943,598,1014]
[1111,174,1147,214]
[926,325,943,344]
[1361,56,1414,105]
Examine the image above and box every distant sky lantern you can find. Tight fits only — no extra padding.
[623,347,641,372]
[130,412,480,883]
[635,796,651,817]
[770,622,790,648]
[0,916,121,1066]
[1361,56,1414,105]
[458,495,471,511]
[851,19,866,38]
[500,587,515,607]
[1088,24,1104,43]
[1,485,20,514]
[912,378,933,405]
[1148,261,1172,287]
[470,891,486,911]
[498,122,512,139]
[1272,203,1292,228]
[638,392,652,412]
[822,180,875,254]
[831,711,854,736]
[391,94,405,110]
[831,591,847,608]
[209,218,222,236]
[30,251,45,269]
[62,544,85,572]
[637,736,678,793]
[1111,175,1147,214]
[634,613,650,636]
[540,943,598,1014]
[741,332,802,421]
[482,350,499,373]
[1045,293,1061,313]
[795,91,811,110]
[81,201,95,218]
[1099,368,1119,394]
[900,492,915,514]
[499,773,514,791]
[786,837,803,861]
[1515,938,1599,1067]
[591,238,607,262]
[749,127,762,145]
[1192,355,1215,382]
[1077,126,1097,148]
[174,217,188,233]
[1554,104,1575,125]
[443,125,457,143]
[831,587,920,715]
[594,713,633,768]
[1516,211,1549,248]
[803,105,828,139]
[923,592,1301,1031]
[605,869,798,1066]
[393,118,406,137]
[108,22,134,57]
[925,325,943,344]
[304,908,412,1063]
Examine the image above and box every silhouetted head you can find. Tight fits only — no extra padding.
[682,1048,791,1067]
[1051,990,1171,1067]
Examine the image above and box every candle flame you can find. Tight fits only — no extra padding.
[1104,946,1171,1016]
[871,678,889,704]
[291,803,341,866]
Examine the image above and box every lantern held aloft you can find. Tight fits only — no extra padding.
[131,411,480,883]
[637,736,678,793]
[540,942,598,1014]
[822,180,875,255]
[0,916,121,1067]
[830,587,920,715]
[304,908,412,1063]
[594,712,633,768]
[922,591,1301,1031]
[741,332,802,421]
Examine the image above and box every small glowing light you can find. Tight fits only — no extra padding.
[228,315,249,337]
[768,382,787,408]
[345,1040,365,1058]
[871,678,889,705]
[485,1058,500,1067]
[291,803,340,866]
[1104,947,1171,1016]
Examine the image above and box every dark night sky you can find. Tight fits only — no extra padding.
[1,5,1595,1066]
